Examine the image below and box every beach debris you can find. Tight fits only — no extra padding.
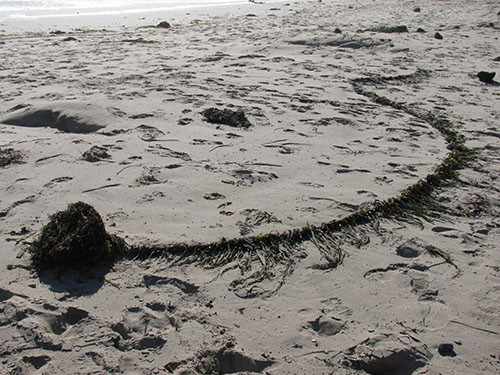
[81,145,111,162]
[438,343,456,357]
[368,25,409,33]
[230,169,278,186]
[203,192,226,200]
[237,209,281,236]
[477,71,496,84]
[1,103,107,133]
[201,108,252,128]
[289,36,388,49]
[156,21,171,29]
[121,38,157,44]
[0,147,23,167]
[29,202,126,272]
[129,113,154,119]
[434,32,443,39]
[178,117,192,126]
[147,144,191,161]
[133,167,166,186]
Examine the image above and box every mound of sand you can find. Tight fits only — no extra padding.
[1,102,111,133]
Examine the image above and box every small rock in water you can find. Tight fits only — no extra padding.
[416,27,426,33]
[434,32,443,39]
[477,71,496,84]
[334,28,342,34]
[413,7,421,12]
[493,56,500,61]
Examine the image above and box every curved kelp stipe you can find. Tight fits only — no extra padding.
[28,71,475,298]
[124,70,475,298]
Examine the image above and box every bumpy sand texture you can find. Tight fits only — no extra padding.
[1,0,500,374]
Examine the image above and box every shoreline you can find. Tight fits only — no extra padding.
[0,0,300,34]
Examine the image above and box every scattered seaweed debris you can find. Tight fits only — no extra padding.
[81,145,111,162]
[29,202,126,272]
[121,38,158,44]
[367,25,409,33]
[0,147,23,167]
[201,108,252,128]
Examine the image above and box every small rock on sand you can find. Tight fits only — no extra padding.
[157,21,171,29]
[477,71,496,83]
[438,343,456,356]
[396,243,422,258]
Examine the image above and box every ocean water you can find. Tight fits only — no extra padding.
[0,0,262,21]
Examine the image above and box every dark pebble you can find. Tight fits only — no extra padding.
[477,71,496,83]
[416,28,426,33]
[334,28,342,34]
[413,7,421,12]
[157,21,171,29]
[396,244,421,258]
[438,343,456,356]
[434,32,443,40]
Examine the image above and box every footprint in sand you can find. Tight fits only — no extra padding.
[110,304,173,351]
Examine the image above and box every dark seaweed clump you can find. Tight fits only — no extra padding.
[0,148,23,167]
[201,108,252,128]
[30,202,126,272]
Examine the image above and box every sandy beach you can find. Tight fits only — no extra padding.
[1,0,499,374]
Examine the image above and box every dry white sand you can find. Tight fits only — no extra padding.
[1,0,499,374]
